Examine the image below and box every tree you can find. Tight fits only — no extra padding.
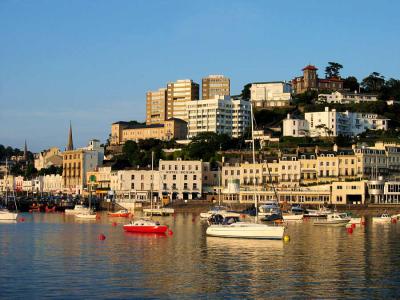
[343,76,360,92]
[380,78,400,100]
[325,62,343,78]
[240,83,252,100]
[361,72,385,92]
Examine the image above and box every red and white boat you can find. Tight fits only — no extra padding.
[108,209,131,218]
[123,218,168,234]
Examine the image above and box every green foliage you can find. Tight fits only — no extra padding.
[343,76,360,92]
[24,163,37,179]
[254,108,293,126]
[37,165,63,176]
[240,83,251,100]
[361,72,385,92]
[293,90,318,105]
[380,78,400,101]
[121,139,165,168]
[0,145,24,160]
[325,62,343,78]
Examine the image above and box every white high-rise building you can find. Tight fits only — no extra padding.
[186,95,251,138]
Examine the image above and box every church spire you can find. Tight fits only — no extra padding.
[24,139,28,161]
[67,121,74,151]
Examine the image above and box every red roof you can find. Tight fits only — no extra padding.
[302,65,318,71]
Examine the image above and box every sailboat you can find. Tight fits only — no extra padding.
[0,159,18,221]
[75,183,97,220]
[123,152,168,234]
[206,105,285,239]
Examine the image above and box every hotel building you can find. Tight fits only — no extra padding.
[202,75,230,99]
[167,79,199,122]
[146,88,167,125]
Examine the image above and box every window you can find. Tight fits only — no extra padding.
[184,183,188,189]
[193,175,197,180]
[182,165,185,171]
[193,183,197,189]
[173,175,176,180]
[131,175,135,180]
[184,175,187,180]
[131,183,134,189]
[163,183,167,190]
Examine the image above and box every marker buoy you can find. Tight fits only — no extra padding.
[96,215,101,220]
[361,221,366,226]
[168,229,173,235]
[283,235,290,242]
[19,218,25,222]
[351,223,356,229]
[98,234,106,240]
[347,227,353,234]
[112,222,117,226]
[391,218,397,224]
[241,214,246,218]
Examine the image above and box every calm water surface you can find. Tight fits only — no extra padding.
[1,212,400,299]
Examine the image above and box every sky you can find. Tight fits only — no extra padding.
[1,0,399,152]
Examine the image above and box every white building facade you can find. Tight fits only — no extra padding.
[186,96,251,138]
[283,107,389,137]
[318,91,379,104]
[250,82,292,108]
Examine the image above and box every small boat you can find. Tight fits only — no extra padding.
[143,206,174,216]
[313,213,350,226]
[108,209,131,218]
[0,208,18,221]
[261,213,283,222]
[282,213,304,221]
[75,211,97,220]
[123,218,168,233]
[372,213,393,223]
[200,206,230,219]
[258,202,281,217]
[45,206,56,213]
[305,206,332,218]
[65,205,90,215]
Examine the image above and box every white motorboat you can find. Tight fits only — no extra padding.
[282,213,304,221]
[372,213,393,223]
[305,206,332,218]
[313,213,350,226]
[206,105,285,240]
[75,211,97,220]
[258,202,281,217]
[200,206,229,219]
[0,208,18,221]
[206,221,285,239]
[143,206,174,216]
[65,205,90,215]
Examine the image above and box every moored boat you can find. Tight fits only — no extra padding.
[65,205,90,215]
[313,213,350,226]
[0,208,18,221]
[108,209,131,218]
[75,211,97,220]
[372,213,393,223]
[282,213,304,221]
[123,218,168,233]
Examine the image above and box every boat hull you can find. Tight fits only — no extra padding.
[75,213,97,220]
[108,213,130,218]
[313,220,349,226]
[206,223,285,240]
[282,214,304,221]
[0,211,18,221]
[123,225,168,233]
[372,217,392,223]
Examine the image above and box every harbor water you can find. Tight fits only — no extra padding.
[1,213,400,299]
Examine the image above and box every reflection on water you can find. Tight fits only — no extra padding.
[0,213,399,298]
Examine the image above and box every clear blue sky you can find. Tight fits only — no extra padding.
[1,0,399,152]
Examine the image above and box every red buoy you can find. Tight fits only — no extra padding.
[112,222,117,226]
[98,234,106,240]
[96,215,101,220]
[391,218,397,224]
[347,227,353,234]
[361,221,366,226]
[168,229,173,235]
[351,223,356,229]
[19,218,25,222]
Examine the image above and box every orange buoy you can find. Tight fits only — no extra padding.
[98,234,106,240]
[347,227,353,234]
[112,222,117,226]
[168,229,173,235]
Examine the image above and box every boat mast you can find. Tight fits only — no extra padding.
[150,151,154,218]
[250,104,258,223]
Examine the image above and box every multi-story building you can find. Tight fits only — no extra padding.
[283,114,309,137]
[146,88,167,125]
[250,82,292,108]
[159,159,203,200]
[62,139,104,195]
[34,147,62,171]
[110,118,188,145]
[167,79,199,121]
[292,65,344,94]
[318,91,379,104]
[186,95,251,138]
[283,107,389,137]
[42,174,63,194]
[202,75,230,99]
